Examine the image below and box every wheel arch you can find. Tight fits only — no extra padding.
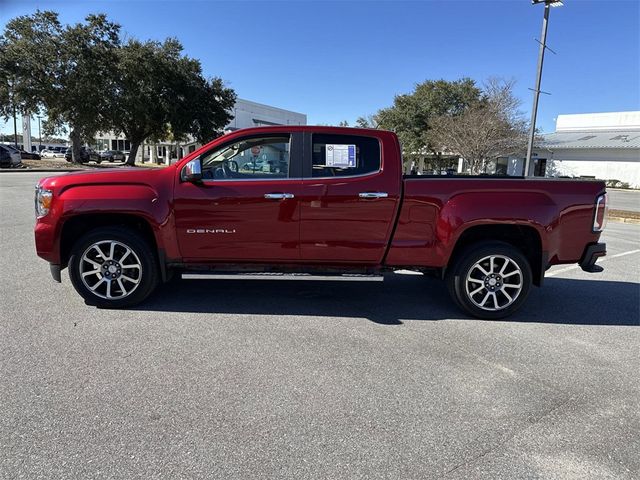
[447,224,545,286]
[60,213,158,269]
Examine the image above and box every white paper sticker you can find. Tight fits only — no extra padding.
[325,144,356,168]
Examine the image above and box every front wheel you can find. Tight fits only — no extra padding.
[68,227,159,308]
[446,242,532,319]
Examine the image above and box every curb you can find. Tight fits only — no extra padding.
[0,169,86,173]
[1,165,159,173]
[610,216,640,225]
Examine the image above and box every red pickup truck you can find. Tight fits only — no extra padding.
[34,126,608,319]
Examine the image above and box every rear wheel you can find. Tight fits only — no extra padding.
[446,242,532,319]
[69,227,159,308]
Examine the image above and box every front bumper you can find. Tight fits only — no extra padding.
[579,242,606,273]
[50,264,62,283]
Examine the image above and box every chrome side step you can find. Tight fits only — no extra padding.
[181,272,384,282]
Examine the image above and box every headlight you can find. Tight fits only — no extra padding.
[35,186,53,218]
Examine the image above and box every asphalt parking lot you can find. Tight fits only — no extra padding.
[608,188,640,212]
[1,172,639,479]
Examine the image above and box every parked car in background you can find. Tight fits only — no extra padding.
[18,149,41,160]
[0,144,22,167]
[65,147,100,164]
[99,150,125,162]
[41,148,65,158]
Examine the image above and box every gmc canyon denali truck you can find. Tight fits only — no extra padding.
[34,126,608,319]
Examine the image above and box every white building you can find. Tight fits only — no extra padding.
[95,98,306,164]
[225,98,306,131]
[534,111,640,187]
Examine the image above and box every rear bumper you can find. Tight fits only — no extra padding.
[579,242,606,273]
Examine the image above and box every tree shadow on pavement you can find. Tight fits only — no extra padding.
[133,274,640,326]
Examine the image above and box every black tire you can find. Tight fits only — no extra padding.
[68,226,159,308]
[446,241,532,320]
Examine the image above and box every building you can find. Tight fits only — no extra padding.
[94,98,307,164]
[533,111,640,187]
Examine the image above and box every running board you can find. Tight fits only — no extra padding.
[181,272,384,282]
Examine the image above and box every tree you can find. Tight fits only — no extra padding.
[108,38,236,165]
[355,114,379,129]
[0,11,120,163]
[375,78,482,164]
[430,78,528,174]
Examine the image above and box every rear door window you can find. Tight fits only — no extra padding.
[311,134,381,178]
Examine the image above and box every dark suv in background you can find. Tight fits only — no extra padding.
[65,147,100,164]
[99,150,126,162]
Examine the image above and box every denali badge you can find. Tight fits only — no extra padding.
[187,228,236,234]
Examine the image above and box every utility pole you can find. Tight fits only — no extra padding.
[525,0,562,177]
[37,116,42,150]
[13,104,18,148]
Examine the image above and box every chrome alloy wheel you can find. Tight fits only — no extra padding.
[79,240,142,300]
[464,255,523,312]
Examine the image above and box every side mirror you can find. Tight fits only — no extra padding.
[182,158,202,183]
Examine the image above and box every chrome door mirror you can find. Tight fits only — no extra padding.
[181,157,202,183]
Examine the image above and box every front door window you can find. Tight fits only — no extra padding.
[201,136,291,180]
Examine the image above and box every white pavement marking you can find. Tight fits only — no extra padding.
[547,249,640,277]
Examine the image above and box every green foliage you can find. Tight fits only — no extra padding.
[604,179,631,189]
[1,10,236,164]
[0,11,62,118]
[355,114,379,129]
[1,11,120,161]
[375,78,482,157]
[109,38,236,164]
[430,78,529,174]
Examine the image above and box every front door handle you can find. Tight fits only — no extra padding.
[359,192,389,199]
[264,192,295,200]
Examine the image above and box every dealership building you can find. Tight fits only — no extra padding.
[95,98,306,164]
[532,111,640,187]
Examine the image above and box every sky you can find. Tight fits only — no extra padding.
[1,0,639,137]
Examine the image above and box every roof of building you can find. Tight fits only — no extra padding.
[539,129,640,150]
[556,111,640,132]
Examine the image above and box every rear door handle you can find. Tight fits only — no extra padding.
[264,193,295,200]
[359,192,388,199]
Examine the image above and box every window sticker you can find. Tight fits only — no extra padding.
[325,144,356,168]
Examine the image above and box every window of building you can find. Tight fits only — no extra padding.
[200,135,291,180]
[495,157,509,175]
[311,134,380,178]
[534,158,547,177]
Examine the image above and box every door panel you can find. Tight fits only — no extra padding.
[299,132,401,264]
[174,180,301,261]
[173,132,302,262]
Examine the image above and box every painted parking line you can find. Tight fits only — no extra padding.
[547,249,640,277]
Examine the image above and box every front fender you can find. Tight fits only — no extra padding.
[35,183,175,265]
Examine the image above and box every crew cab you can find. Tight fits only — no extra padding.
[34,126,608,319]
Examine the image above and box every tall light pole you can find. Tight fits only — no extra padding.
[525,0,563,177]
